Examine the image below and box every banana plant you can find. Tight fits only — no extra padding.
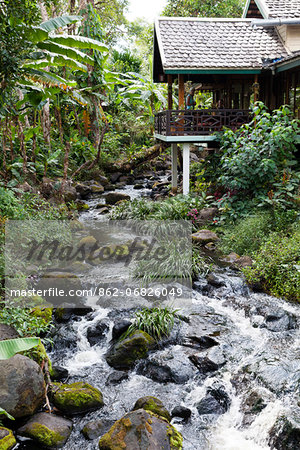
[19,15,108,98]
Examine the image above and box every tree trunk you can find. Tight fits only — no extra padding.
[54,107,64,144]
[103,143,164,174]
[17,117,28,174]
[39,2,51,149]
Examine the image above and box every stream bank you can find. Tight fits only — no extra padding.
[5,168,300,449]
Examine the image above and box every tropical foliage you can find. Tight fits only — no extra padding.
[163,0,244,18]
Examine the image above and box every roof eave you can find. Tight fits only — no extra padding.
[164,68,262,74]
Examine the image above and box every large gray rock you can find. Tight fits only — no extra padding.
[0,324,19,341]
[18,412,72,448]
[106,330,155,370]
[189,346,226,375]
[82,419,113,440]
[63,185,77,203]
[198,208,219,224]
[104,192,130,205]
[0,354,45,418]
[196,385,231,416]
[137,347,197,384]
[99,409,182,449]
[268,414,300,450]
[75,183,91,199]
[262,308,296,332]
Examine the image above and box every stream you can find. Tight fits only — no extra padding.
[22,177,300,449]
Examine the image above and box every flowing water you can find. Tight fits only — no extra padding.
[31,181,300,449]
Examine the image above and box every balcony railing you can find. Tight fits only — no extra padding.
[154,109,251,136]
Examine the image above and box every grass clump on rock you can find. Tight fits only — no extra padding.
[124,307,179,342]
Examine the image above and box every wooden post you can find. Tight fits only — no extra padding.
[178,74,185,110]
[171,143,178,194]
[168,75,173,110]
[182,143,190,195]
[254,74,259,103]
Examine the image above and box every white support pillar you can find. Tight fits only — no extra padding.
[171,143,178,193]
[182,143,190,195]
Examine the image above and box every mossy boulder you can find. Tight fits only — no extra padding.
[103,192,130,205]
[105,330,155,370]
[76,201,90,211]
[90,184,104,193]
[30,307,53,324]
[132,396,171,422]
[192,229,219,245]
[98,409,182,449]
[0,427,16,450]
[23,341,52,373]
[18,412,72,449]
[79,235,97,247]
[51,382,104,415]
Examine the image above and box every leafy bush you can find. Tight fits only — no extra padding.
[219,103,299,194]
[0,306,54,337]
[243,228,300,301]
[124,307,179,341]
[219,210,298,256]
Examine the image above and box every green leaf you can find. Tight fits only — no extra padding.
[25,68,77,88]
[0,407,15,421]
[0,337,40,360]
[24,53,87,72]
[50,35,108,53]
[37,40,94,66]
[28,26,48,44]
[40,15,81,33]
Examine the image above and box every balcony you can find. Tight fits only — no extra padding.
[154,109,251,142]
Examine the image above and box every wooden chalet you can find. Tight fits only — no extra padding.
[153,0,300,194]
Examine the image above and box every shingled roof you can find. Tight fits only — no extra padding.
[155,18,289,71]
[258,0,300,19]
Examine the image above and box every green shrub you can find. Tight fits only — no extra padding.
[243,229,300,301]
[0,306,54,337]
[219,210,298,256]
[219,103,299,195]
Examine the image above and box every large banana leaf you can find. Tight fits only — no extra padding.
[25,68,77,88]
[37,41,94,66]
[0,337,40,360]
[40,15,81,33]
[70,90,89,106]
[0,407,14,421]
[27,26,48,44]
[23,53,87,72]
[50,35,108,53]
